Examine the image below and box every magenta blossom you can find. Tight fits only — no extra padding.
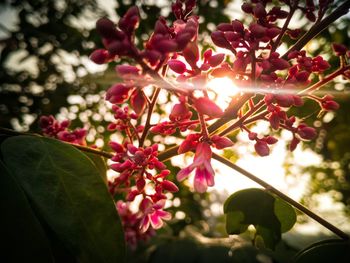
[139,198,171,233]
[177,142,215,193]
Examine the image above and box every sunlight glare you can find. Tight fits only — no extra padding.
[206,77,239,109]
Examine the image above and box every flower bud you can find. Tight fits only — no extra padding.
[106,84,131,104]
[208,53,225,68]
[168,60,187,74]
[297,125,317,140]
[193,97,223,118]
[162,180,179,192]
[211,135,234,149]
[270,58,290,70]
[154,39,178,53]
[90,49,110,64]
[115,65,139,76]
[254,3,267,18]
[269,112,280,130]
[131,90,147,115]
[289,137,300,152]
[254,141,270,157]
[332,43,347,56]
[96,18,116,38]
[217,23,234,32]
[211,31,230,48]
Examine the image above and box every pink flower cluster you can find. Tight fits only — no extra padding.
[108,141,178,243]
[85,0,348,248]
[39,115,86,146]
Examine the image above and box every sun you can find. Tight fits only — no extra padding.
[206,77,239,109]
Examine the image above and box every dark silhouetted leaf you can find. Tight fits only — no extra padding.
[224,188,296,249]
[0,160,54,262]
[84,152,108,185]
[1,136,125,263]
[293,239,350,263]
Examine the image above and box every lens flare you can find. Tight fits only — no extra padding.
[206,77,239,109]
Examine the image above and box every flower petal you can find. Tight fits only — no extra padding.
[177,166,193,181]
[194,168,208,193]
[150,213,163,229]
[139,215,150,233]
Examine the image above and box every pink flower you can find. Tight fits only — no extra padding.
[177,142,215,193]
[139,198,171,233]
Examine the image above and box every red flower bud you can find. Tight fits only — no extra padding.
[168,60,187,74]
[332,43,347,56]
[131,90,147,115]
[208,53,225,68]
[211,31,230,48]
[265,136,278,145]
[295,71,310,82]
[275,94,294,107]
[289,137,300,152]
[183,42,199,67]
[241,3,253,13]
[254,141,270,157]
[249,23,266,38]
[269,112,280,130]
[109,141,124,153]
[211,135,234,149]
[254,3,267,18]
[217,23,234,32]
[266,27,281,39]
[231,20,244,32]
[106,84,131,104]
[248,132,257,140]
[320,95,340,111]
[193,97,223,118]
[96,18,116,38]
[115,65,139,76]
[169,102,191,121]
[162,180,179,192]
[126,190,139,201]
[90,49,110,64]
[154,40,178,53]
[270,58,290,70]
[297,125,317,140]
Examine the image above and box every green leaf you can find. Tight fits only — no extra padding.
[0,160,54,262]
[1,136,125,263]
[84,152,108,185]
[293,239,350,263]
[274,197,296,232]
[224,188,296,249]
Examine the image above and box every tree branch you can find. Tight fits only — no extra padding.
[282,0,350,59]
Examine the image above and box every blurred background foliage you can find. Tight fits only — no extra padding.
[1,0,350,259]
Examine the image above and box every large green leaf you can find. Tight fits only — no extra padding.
[0,160,54,262]
[293,239,350,263]
[84,152,108,185]
[1,136,125,263]
[224,188,296,249]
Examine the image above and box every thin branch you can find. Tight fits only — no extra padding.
[271,3,297,52]
[298,65,350,95]
[212,152,349,240]
[282,0,350,59]
[139,87,161,147]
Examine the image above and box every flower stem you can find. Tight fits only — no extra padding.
[271,2,297,52]
[282,0,350,59]
[212,152,349,240]
[139,87,161,147]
